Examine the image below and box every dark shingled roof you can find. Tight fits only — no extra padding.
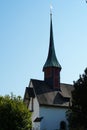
[24,79,74,108]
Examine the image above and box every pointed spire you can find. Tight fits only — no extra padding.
[43,13,61,71]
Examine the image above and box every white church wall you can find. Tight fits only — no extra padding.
[29,97,40,130]
[40,106,68,130]
[28,82,40,130]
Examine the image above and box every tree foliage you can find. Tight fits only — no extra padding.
[0,94,32,130]
[66,68,87,130]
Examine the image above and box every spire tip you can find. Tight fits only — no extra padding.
[50,4,53,15]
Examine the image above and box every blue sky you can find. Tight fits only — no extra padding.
[0,0,87,97]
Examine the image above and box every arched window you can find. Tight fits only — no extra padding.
[60,121,66,130]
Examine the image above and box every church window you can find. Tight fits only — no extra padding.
[60,121,66,130]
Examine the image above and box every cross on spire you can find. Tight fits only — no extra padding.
[50,4,53,15]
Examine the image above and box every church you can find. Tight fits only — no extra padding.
[24,13,74,130]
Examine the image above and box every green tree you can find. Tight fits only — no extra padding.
[66,68,87,130]
[0,94,32,130]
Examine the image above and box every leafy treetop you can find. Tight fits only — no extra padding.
[0,93,32,130]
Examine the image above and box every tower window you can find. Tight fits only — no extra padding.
[45,68,51,78]
[60,121,66,130]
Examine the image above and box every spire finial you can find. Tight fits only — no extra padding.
[50,4,53,16]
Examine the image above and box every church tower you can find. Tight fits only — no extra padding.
[43,13,61,90]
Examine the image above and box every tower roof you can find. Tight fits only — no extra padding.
[43,14,61,70]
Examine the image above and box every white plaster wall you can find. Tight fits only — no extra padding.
[28,97,40,130]
[40,106,68,130]
[28,82,40,130]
